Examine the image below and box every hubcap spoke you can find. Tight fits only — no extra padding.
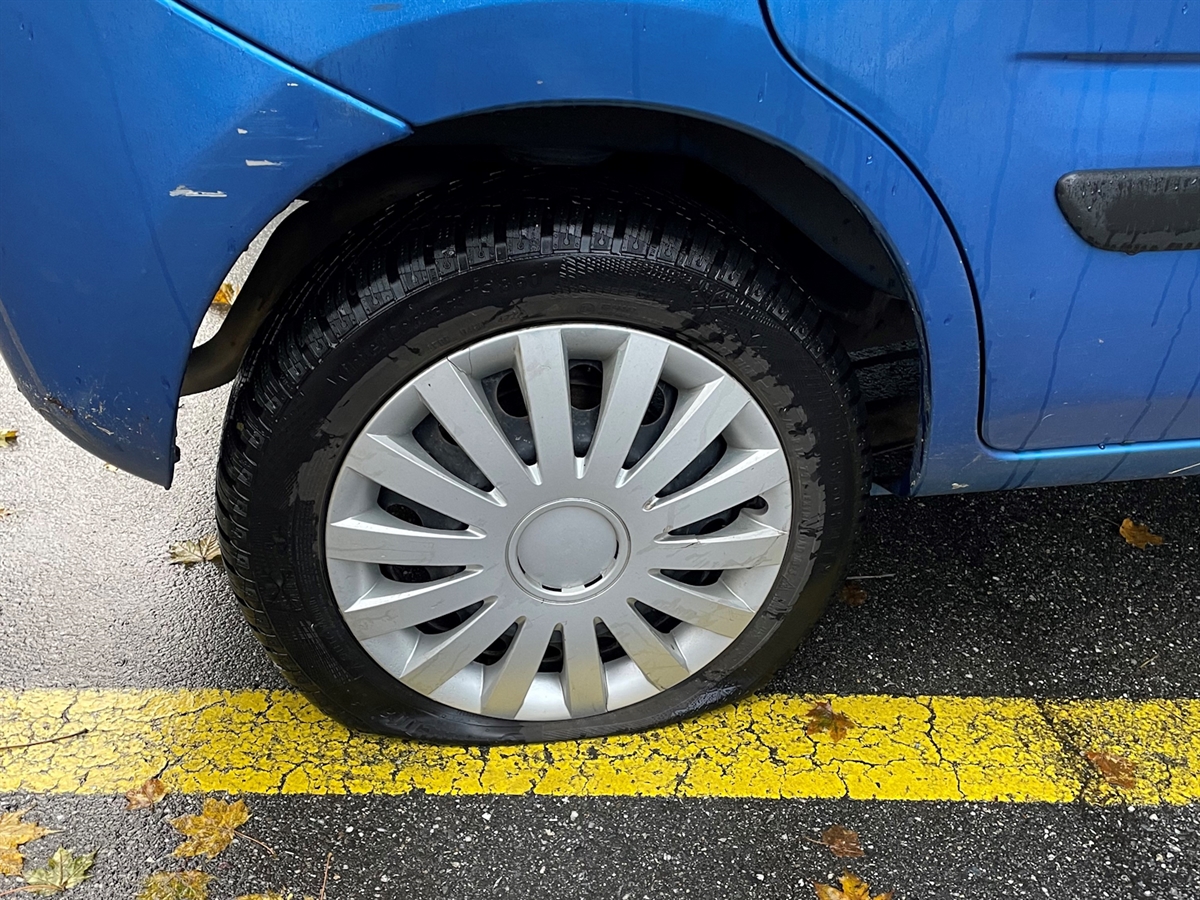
[601,604,690,691]
[400,600,512,695]
[481,615,557,718]
[415,360,536,500]
[561,617,608,717]
[642,518,787,571]
[342,569,499,640]
[626,572,755,639]
[343,433,502,528]
[584,333,669,485]
[516,329,578,487]
[326,507,495,567]
[619,376,749,499]
[643,448,788,532]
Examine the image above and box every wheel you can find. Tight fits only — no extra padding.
[217,175,867,743]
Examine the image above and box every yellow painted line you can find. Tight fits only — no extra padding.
[1,690,1197,804]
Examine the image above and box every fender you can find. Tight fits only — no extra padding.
[180,0,1200,490]
[187,0,989,494]
[0,0,408,484]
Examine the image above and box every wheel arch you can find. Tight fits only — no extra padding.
[185,105,926,484]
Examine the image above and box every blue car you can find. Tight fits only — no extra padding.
[1,0,1197,742]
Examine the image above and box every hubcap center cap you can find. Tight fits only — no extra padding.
[507,498,630,601]
[516,507,616,590]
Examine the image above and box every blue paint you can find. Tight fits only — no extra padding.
[0,0,408,484]
[765,0,1200,450]
[0,0,1196,496]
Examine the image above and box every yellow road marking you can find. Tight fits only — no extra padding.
[1,690,1196,804]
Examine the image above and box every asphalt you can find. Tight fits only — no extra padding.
[2,305,1199,899]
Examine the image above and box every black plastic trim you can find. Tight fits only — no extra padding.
[1056,167,1200,253]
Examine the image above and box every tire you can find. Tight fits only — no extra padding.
[217,173,867,743]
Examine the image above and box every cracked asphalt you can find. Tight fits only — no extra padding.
[2,304,1199,899]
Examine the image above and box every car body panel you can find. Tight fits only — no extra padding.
[0,0,408,483]
[1,0,1198,492]
[765,0,1200,450]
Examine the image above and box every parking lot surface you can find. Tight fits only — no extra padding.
[2,308,1198,900]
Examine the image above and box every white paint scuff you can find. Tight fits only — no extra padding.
[169,185,227,198]
[237,128,248,134]
[245,159,283,167]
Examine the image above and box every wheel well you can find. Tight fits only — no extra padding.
[186,106,923,486]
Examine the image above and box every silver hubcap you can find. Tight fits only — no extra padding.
[325,324,793,721]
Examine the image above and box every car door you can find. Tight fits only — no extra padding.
[765,0,1200,451]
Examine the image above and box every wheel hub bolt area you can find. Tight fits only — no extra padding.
[515,505,618,592]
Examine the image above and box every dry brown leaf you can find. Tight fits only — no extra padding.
[137,871,211,900]
[0,810,51,848]
[168,536,221,567]
[22,847,96,893]
[168,541,206,566]
[818,824,864,858]
[0,847,23,876]
[212,283,237,306]
[171,798,249,858]
[839,583,867,607]
[1085,750,1137,790]
[1,430,17,446]
[196,535,221,562]
[805,700,857,743]
[0,810,52,875]
[814,872,892,900]
[125,778,169,811]
[0,508,12,519]
[1119,518,1163,549]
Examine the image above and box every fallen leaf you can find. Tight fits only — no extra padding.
[171,798,249,858]
[212,283,237,306]
[197,535,221,562]
[814,872,892,900]
[125,778,169,811]
[1119,518,1163,549]
[818,824,864,858]
[0,848,23,877]
[0,810,52,876]
[168,536,222,567]
[1,430,17,446]
[0,508,12,519]
[805,700,857,743]
[136,871,211,900]
[839,583,867,607]
[0,810,49,850]
[1085,751,1137,790]
[22,847,96,893]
